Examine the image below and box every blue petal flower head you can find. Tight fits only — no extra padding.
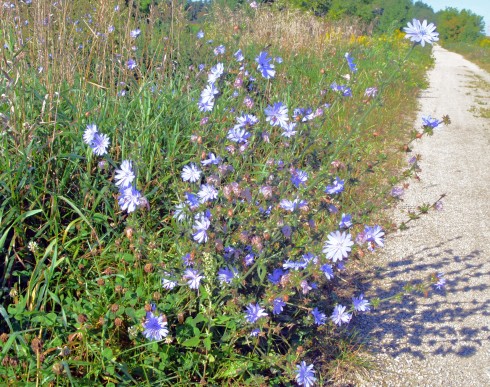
[227,127,251,144]
[127,58,137,70]
[200,83,219,104]
[250,328,260,337]
[339,213,353,229]
[295,361,316,387]
[198,184,218,203]
[90,133,110,156]
[311,307,326,325]
[183,268,204,290]
[234,49,244,62]
[344,52,357,73]
[325,177,344,195]
[192,213,210,243]
[217,267,238,284]
[130,28,141,38]
[162,273,178,290]
[268,268,287,285]
[115,160,135,188]
[433,272,446,290]
[422,115,442,128]
[281,122,297,138]
[320,264,334,280]
[198,97,214,112]
[403,19,439,47]
[244,303,268,323]
[363,225,385,250]
[264,102,288,128]
[185,192,200,210]
[201,152,222,166]
[142,312,169,341]
[280,198,308,212]
[272,298,286,315]
[196,30,204,39]
[291,170,308,188]
[181,163,201,183]
[213,44,225,56]
[173,202,187,222]
[323,231,354,262]
[118,186,141,213]
[365,87,378,98]
[182,253,193,267]
[283,259,307,271]
[330,304,352,326]
[255,51,275,79]
[235,114,259,128]
[83,124,98,144]
[207,63,224,84]
[352,294,370,312]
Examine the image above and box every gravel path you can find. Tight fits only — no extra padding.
[356,46,490,386]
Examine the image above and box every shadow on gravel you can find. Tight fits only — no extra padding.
[355,236,490,360]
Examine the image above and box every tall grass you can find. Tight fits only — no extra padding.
[0,0,436,385]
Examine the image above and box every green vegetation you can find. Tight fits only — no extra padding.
[1,0,441,385]
[442,39,490,73]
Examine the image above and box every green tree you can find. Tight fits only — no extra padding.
[373,0,412,33]
[408,1,436,23]
[437,7,485,42]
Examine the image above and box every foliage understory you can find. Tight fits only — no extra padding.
[0,1,436,385]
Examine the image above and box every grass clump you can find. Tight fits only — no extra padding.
[1,1,437,385]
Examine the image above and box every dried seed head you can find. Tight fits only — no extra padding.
[144,263,153,273]
[152,292,161,301]
[114,317,123,327]
[111,304,119,313]
[96,278,105,286]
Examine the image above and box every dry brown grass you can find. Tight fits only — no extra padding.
[209,5,370,55]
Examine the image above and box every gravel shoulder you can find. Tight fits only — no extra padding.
[356,45,490,386]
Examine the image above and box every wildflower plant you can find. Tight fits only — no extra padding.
[0,2,446,385]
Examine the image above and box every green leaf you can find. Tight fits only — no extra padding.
[102,347,113,360]
[181,336,200,347]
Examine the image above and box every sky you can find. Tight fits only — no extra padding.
[421,0,490,35]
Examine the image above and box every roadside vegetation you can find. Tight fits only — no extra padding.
[1,0,446,385]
